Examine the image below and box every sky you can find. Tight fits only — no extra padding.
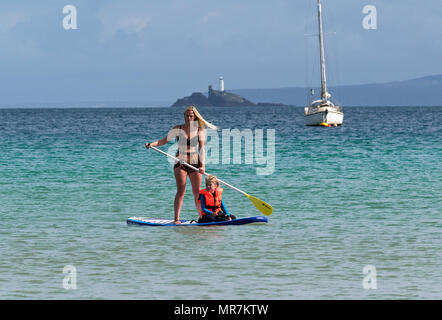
[0,0,441,105]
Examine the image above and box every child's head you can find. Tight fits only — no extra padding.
[205,175,219,191]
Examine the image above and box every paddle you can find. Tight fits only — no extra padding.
[148,145,273,216]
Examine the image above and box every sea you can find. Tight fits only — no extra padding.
[0,106,441,299]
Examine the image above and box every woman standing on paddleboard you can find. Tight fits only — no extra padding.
[145,106,217,224]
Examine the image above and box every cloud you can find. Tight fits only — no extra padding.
[200,12,220,24]
[0,11,29,33]
[98,4,151,42]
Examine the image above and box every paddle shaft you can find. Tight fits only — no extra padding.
[149,145,247,196]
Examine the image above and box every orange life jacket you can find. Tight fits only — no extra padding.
[199,188,223,216]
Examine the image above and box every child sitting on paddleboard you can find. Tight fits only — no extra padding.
[198,175,236,223]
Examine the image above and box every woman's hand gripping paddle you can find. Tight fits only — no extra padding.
[149,145,273,216]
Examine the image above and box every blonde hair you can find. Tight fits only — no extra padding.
[185,106,218,131]
[205,175,219,187]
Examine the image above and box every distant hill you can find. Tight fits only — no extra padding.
[230,75,442,107]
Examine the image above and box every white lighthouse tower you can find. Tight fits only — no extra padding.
[219,76,225,92]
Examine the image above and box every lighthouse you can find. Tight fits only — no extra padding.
[219,76,225,92]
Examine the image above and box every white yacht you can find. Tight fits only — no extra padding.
[304,0,343,126]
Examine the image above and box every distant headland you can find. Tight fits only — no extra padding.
[170,77,291,107]
[230,74,442,107]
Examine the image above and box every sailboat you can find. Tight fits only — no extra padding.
[304,0,343,126]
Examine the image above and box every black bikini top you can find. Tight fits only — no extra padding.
[177,124,200,146]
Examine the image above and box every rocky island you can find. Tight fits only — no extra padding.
[170,81,291,107]
[171,85,256,107]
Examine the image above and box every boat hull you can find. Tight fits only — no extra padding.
[304,108,343,126]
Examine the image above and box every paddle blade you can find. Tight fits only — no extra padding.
[246,194,273,216]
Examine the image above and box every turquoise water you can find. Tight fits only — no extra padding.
[0,106,441,299]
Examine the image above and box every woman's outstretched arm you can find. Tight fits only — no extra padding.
[146,125,181,148]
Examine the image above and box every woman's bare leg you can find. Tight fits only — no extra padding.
[174,167,188,222]
[189,171,203,215]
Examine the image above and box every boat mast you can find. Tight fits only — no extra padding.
[317,0,328,102]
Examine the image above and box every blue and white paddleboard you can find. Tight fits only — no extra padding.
[127,216,268,226]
